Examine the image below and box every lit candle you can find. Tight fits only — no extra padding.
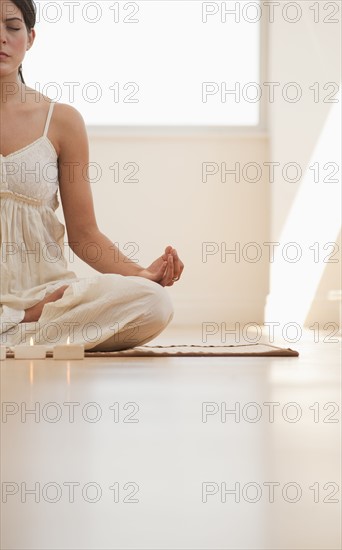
[0,345,6,361]
[53,337,84,360]
[14,338,47,360]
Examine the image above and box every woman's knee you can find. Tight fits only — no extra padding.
[145,282,174,331]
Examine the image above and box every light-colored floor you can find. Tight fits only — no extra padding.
[1,326,341,550]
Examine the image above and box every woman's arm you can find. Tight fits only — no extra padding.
[56,105,183,286]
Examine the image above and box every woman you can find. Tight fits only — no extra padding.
[0,0,184,350]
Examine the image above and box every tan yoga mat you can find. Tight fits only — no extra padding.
[4,343,299,358]
[84,343,299,357]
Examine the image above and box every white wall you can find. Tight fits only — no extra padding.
[56,4,341,330]
[266,2,341,328]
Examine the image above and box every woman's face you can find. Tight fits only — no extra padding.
[0,0,35,80]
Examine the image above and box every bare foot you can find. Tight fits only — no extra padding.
[21,285,70,323]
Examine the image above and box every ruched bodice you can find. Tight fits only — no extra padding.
[0,136,59,209]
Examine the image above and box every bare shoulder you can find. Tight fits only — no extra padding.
[53,102,86,129]
[51,102,89,157]
[24,88,85,131]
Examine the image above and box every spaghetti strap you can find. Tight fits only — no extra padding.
[43,101,55,137]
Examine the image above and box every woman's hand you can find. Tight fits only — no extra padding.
[138,246,184,287]
[21,285,70,324]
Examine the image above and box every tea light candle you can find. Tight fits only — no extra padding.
[0,345,6,361]
[53,337,84,360]
[14,338,47,360]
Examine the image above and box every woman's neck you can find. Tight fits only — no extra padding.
[0,76,25,105]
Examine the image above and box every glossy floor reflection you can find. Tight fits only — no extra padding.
[1,328,341,550]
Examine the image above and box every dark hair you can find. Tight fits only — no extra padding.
[10,0,37,84]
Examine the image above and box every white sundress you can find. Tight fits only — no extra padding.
[0,101,173,350]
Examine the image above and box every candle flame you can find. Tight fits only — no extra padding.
[30,337,34,346]
[67,337,70,345]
